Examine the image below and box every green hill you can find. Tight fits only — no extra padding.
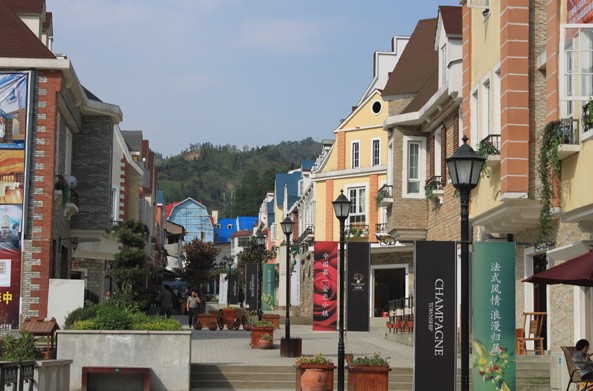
[156,138,321,217]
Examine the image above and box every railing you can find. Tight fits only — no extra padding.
[297,225,315,243]
[558,118,579,144]
[386,297,415,333]
[345,223,369,238]
[0,361,35,391]
[478,134,501,157]
[377,184,393,198]
[375,223,388,234]
[69,189,79,207]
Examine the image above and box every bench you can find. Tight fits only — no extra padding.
[561,346,593,391]
[82,367,150,391]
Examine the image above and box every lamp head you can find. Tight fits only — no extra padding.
[254,231,266,247]
[332,190,351,221]
[281,215,294,236]
[446,135,485,190]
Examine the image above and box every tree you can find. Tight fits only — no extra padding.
[235,237,277,286]
[111,220,149,307]
[182,239,220,289]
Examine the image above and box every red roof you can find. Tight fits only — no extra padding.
[165,202,181,219]
[0,0,55,59]
[440,6,462,37]
[4,0,45,14]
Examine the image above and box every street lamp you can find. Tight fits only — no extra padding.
[446,135,485,391]
[332,190,351,391]
[254,231,266,320]
[280,215,295,357]
[222,256,233,305]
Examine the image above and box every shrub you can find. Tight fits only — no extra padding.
[74,320,96,330]
[350,353,390,367]
[64,305,99,329]
[93,305,133,330]
[295,352,333,366]
[252,320,274,328]
[0,331,42,361]
[129,313,181,331]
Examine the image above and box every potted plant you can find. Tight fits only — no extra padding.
[250,320,275,348]
[262,313,280,328]
[583,98,593,133]
[295,353,335,391]
[220,307,238,330]
[347,353,391,391]
[256,333,273,349]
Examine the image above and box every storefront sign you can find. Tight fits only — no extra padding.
[347,242,369,331]
[313,241,337,331]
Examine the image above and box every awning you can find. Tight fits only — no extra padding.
[523,250,593,287]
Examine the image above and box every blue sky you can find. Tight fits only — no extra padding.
[49,0,460,157]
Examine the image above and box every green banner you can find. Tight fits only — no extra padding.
[262,264,276,311]
[472,242,516,391]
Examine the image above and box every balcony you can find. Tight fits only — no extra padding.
[556,118,580,160]
[424,176,444,203]
[297,224,315,244]
[345,223,369,240]
[376,184,393,208]
[375,223,388,234]
[478,134,501,168]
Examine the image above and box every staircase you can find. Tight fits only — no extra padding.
[191,356,550,391]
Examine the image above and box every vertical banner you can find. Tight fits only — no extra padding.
[245,263,258,310]
[291,253,301,306]
[229,273,238,305]
[0,72,29,330]
[414,241,457,391]
[262,264,276,311]
[472,242,516,391]
[219,274,228,305]
[313,241,337,331]
[347,242,369,331]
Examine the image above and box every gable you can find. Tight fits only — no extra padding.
[337,90,387,131]
[0,0,54,59]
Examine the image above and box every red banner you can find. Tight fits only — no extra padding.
[0,247,21,329]
[313,241,338,331]
[568,0,593,24]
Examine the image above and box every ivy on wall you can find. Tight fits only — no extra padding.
[537,121,562,240]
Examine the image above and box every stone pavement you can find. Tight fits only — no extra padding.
[172,315,414,368]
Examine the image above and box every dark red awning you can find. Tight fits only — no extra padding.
[523,251,593,287]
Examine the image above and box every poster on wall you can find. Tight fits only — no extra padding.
[291,251,301,306]
[229,273,238,305]
[0,247,21,329]
[0,150,25,205]
[568,0,593,24]
[245,263,258,310]
[347,242,369,332]
[0,73,28,149]
[313,241,338,331]
[262,264,276,311]
[472,242,516,391]
[414,241,457,390]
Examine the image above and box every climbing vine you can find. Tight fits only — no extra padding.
[537,121,562,240]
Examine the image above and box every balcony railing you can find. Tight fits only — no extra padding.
[478,134,501,157]
[297,224,315,243]
[345,223,369,238]
[375,223,388,234]
[557,118,579,145]
[376,184,393,208]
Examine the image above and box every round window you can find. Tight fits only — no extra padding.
[372,101,382,114]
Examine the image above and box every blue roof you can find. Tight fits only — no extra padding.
[237,216,257,231]
[266,199,275,229]
[214,216,257,243]
[275,171,301,208]
[301,160,315,171]
[156,191,165,205]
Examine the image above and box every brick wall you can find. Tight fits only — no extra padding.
[70,116,114,230]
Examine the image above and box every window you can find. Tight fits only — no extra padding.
[470,88,479,145]
[561,25,593,100]
[298,179,304,196]
[481,78,491,139]
[402,136,426,198]
[371,101,382,115]
[441,44,447,85]
[372,139,380,166]
[493,67,501,134]
[467,0,489,8]
[348,187,366,224]
[351,142,360,168]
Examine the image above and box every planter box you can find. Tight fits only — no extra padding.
[57,330,191,391]
[250,326,275,349]
[295,364,335,391]
[196,313,219,328]
[220,308,238,330]
[347,366,391,391]
[262,314,280,329]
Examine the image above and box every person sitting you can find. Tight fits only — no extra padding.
[573,339,593,390]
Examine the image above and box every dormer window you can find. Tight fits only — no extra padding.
[467,0,489,8]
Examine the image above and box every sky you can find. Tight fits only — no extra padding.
[48,0,460,157]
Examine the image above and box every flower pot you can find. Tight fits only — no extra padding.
[257,338,273,349]
[243,324,252,331]
[207,321,218,331]
[295,364,335,391]
[193,321,202,330]
[300,369,327,391]
[250,326,275,348]
[262,313,280,328]
[347,366,391,391]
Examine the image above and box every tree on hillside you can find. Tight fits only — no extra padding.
[182,239,221,289]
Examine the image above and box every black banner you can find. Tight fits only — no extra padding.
[347,242,370,331]
[245,263,258,310]
[229,273,239,305]
[414,241,456,390]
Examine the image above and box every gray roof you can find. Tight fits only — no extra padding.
[121,130,143,152]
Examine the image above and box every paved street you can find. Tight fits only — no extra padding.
[172,315,414,368]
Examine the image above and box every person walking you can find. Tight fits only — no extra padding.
[186,289,202,327]
[160,285,174,318]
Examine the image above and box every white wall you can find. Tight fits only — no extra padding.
[48,279,85,328]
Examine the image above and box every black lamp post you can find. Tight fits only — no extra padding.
[446,135,485,391]
[280,216,295,357]
[332,190,351,391]
[223,256,233,305]
[254,231,266,321]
